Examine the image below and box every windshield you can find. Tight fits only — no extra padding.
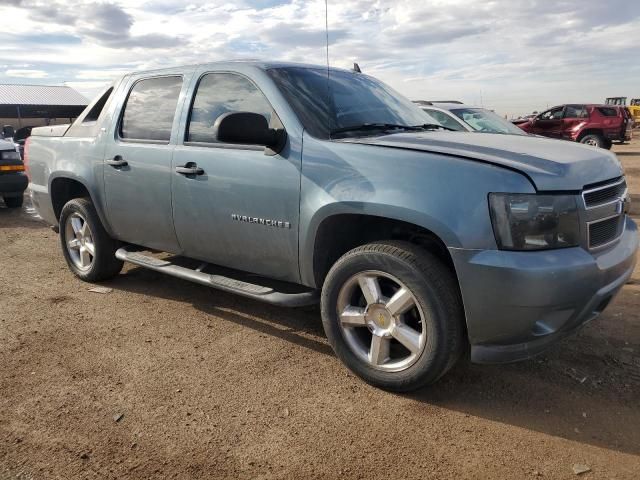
[267,67,440,139]
[451,108,526,135]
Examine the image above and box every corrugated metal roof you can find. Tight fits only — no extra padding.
[0,84,88,106]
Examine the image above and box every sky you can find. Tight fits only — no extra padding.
[0,0,639,117]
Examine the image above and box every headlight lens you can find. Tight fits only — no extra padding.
[0,150,21,161]
[489,193,580,250]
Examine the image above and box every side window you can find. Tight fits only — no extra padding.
[597,107,618,117]
[187,73,274,143]
[120,76,183,142]
[540,107,563,120]
[564,105,588,119]
[424,109,465,131]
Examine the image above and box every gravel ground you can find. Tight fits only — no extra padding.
[1,139,639,479]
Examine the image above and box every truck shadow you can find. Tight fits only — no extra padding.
[114,265,332,357]
[109,265,640,457]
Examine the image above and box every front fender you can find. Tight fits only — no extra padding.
[298,133,535,287]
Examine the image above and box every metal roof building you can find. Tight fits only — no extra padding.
[0,84,88,124]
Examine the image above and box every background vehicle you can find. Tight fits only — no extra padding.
[605,97,640,127]
[415,102,527,135]
[0,126,27,208]
[26,62,638,391]
[13,126,33,159]
[516,104,632,148]
[629,99,640,126]
[605,97,626,106]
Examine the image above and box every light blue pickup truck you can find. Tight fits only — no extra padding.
[27,61,637,391]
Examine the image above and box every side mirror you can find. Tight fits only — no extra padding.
[214,112,281,148]
[2,125,15,139]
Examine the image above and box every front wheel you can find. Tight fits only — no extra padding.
[59,197,123,282]
[321,241,465,392]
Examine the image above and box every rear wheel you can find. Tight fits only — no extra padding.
[579,133,605,148]
[59,198,123,282]
[3,195,23,208]
[321,241,465,392]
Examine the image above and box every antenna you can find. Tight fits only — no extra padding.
[325,0,334,137]
[325,0,330,81]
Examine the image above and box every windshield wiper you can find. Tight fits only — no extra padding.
[329,123,422,137]
[413,123,456,131]
[330,122,455,138]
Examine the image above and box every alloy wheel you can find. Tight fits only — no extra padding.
[64,212,95,271]
[336,270,427,372]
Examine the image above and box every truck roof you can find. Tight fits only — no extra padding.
[125,60,353,77]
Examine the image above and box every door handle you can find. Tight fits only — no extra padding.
[106,156,128,167]
[176,165,204,175]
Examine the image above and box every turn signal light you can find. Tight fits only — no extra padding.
[0,165,25,171]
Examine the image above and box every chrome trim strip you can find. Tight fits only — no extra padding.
[582,177,626,210]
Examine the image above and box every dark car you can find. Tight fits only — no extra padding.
[516,104,633,149]
[0,126,27,208]
[13,126,33,159]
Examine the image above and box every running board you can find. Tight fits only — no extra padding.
[115,247,319,307]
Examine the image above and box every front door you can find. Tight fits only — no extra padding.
[532,106,564,138]
[103,75,185,253]
[171,72,301,282]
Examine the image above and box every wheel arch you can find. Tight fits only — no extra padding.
[49,173,113,235]
[301,203,462,290]
[576,128,604,142]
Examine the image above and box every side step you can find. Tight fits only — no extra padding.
[115,247,319,307]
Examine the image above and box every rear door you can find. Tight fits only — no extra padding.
[171,70,301,282]
[103,74,188,252]
[532,106,564,138]
[561,105,588,139]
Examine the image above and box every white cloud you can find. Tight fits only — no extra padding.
[5,69,49,78]
[0,0,638,116]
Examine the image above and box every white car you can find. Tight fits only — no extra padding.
[415,102,527,135]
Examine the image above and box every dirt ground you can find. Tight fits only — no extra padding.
[1,138,639,480]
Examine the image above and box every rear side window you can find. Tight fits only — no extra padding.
[120,76,183,142]
[564,105,588,119]
[83,87,113,123]
[597,107,618,117]
[186,73,274,144]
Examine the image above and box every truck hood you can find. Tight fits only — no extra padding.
[343,131,623,191]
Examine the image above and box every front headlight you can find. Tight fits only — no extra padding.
[489,193,580,250]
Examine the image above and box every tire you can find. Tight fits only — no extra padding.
[604,139,613,150]
[59,197,123,282]
[321,241,465,392]
[579,133,605,148]
[3,195,23,208]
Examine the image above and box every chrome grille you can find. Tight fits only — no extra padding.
[582,177,627,249]
[582,177,626,208]
[588,215,624,248]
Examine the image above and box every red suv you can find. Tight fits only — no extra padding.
[516,104,633,149]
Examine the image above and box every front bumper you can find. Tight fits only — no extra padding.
[450,217,638,364]
[0,172,28,196]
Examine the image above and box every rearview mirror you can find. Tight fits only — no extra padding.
[214,112,281,148]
